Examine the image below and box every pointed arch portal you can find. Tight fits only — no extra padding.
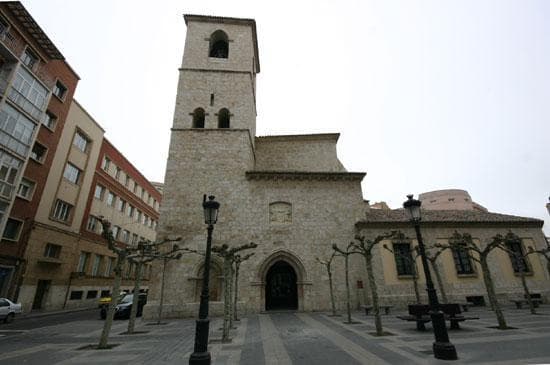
[265,261,298,310]
[258,250,307,311]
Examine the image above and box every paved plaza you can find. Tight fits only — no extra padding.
[0,306,549,364]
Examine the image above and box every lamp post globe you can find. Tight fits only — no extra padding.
[403,194,457,361]
[189,195,220,365]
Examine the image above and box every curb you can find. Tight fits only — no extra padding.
[20,307,96,320]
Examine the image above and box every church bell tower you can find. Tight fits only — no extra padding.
[173,14,260,136]
[159,15,260,239]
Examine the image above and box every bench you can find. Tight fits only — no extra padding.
[458,302,474,312]
[362,305,393,315]
[510,299,543,309]
[396,304,431,331]
[397,304,479,330]
[440,303,479,330]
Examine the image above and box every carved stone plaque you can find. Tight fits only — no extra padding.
[269,202,292,224]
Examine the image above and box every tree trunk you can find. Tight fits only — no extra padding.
[481,258,508,329]
[127,261,143,334]
[412,272,421,304]
[98,255,123,348]
[344,254,352,323]
[233,262,240,321]
[157,258,167,324]
[228,264,235,329]
[519,269,536,314]
[222,258,232,342]
[430,260,448,304]
[328,267,337,316]
[365,253,383,335]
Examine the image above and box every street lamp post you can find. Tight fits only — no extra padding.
[403,194,457,361]
[189,195,220,365]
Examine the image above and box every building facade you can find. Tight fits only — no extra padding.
[145,14,550,319]
[0,2,79,300]
[15,102,162,312]
[0,2,162,312]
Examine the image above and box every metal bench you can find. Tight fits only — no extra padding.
[397,304,431,331]
[397,304,479,331]
[510,299,543,309]
[440,303,479,330]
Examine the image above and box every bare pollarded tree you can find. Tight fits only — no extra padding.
[382,231,421,304]
[423,247,448,304]
[437,231,509,329]
[97,218,183,347]
[233,252,254,322]
[352,232,395,336]
[527,236,550,278]
[98,218,127,349]
[332,242,355,324]
[212,242,257,343]
[315,251,338,316]
[500,232,537,314]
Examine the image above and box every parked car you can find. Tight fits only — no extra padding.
[0,298,22,323]
[113,293,147,320]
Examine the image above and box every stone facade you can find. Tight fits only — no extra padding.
[144,14,550,319]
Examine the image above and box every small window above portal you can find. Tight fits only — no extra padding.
[209,30,229,58]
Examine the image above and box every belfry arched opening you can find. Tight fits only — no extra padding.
[265,261,298,310]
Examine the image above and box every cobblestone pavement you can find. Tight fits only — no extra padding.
[0,306,549,364]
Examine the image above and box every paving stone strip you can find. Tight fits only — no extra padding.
[259,314,293,365]
[296,313,389,364]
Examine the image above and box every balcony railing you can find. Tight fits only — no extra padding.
[0,30,54,89]
[0,30,23,58]
[7,87,45,123]
[0,128,31,158]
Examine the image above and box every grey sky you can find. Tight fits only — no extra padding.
[22,0,550,233]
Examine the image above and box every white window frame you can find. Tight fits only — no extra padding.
[94,185,104,200]
[106,192,115,207]
[16,177,35,200]
[52,199,73,222]
[72,131,89,152]
[63,162,81,184]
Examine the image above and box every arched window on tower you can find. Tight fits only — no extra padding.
[218,108,230,128]
[209,30,229,58]
[192,108,205,128]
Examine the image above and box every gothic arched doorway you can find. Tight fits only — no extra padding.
[265,261,298,310]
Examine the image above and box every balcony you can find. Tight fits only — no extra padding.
[7,86,45,124]
[0,30,23,59]
[0,30,54,90]
[0,180,14,201]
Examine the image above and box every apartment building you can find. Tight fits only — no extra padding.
[0,2,161,312]
[16,101,162,312]
[0,2,79,299]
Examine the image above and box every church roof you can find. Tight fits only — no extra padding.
[184,14,260,73]
[357,209,544,228]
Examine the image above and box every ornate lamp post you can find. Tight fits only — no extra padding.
[403,194,457,360]
[189,195,220,365]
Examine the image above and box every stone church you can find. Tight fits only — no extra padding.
[145,15,549,318]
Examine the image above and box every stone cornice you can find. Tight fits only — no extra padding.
[246,171,366,181]
[355,220,544,229]
[256,133,340,143]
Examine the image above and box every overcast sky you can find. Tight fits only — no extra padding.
[22,0,550,233]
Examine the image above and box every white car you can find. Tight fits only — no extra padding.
[0,298,22,323]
